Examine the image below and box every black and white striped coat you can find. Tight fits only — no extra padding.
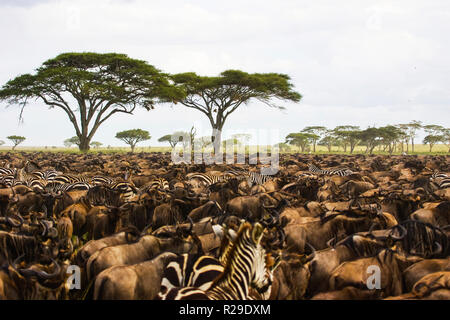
[308,163,354,176]
[430,171,450,189]
[162,223,273,300]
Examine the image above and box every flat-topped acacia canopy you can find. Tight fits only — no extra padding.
[171,70,302,153]
[0,52,183,152]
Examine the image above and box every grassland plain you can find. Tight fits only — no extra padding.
[0,144,448,155]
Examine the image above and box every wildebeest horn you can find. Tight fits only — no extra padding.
[42,204,48,217]
[186,216,193,234]
[432,242,442,255]
[47,227,59,239]
[4,214,24,228]
[262,203,276,209]
[302,243,316,264]
[389,224,407,241]
[326,237,336,249]
[40,221,49,237]
[174,199,186,205]
[19,258,61,280]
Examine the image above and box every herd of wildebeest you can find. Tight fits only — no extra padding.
[0,151,449,300]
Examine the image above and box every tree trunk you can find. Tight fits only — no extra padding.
[131,144,136,153]
[212,127,222,155]
[429,144,433,152]
[79,137,91,153]
[411,138,415,153]
[313,142,316,153]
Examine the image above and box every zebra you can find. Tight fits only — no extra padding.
[162,222,274,300]
[91,175,116,186]
[107,181,138,203]
[30,170,60,181]
[158,254,224,299]
[224,169,274,187]
[52,173,91,184]
[43,181,91,195]
[0,167,16,176]
[0,174,16,187]
[246,171,273,187]
[308,163,354,176]
[430,171,450,189]
[139,178,170,194]
[186,172,232,187]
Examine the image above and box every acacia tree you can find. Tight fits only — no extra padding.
[0,140,4,146]
[301,126,326,152]
[171,70,301,153]
[158,134,178,148]
[194,136,213,151]
[443,128,450,152]
[275,142,291,152]
[115,129,151,153]
[422,125,445,153]
[358,127,382,154]
[397,124,410,153]
[7,135,26,150]
[423,135,443,152]
[285,132,315,152]
[333,125,360,153]
[0,52,182,152]
[404,120,422,153]
[64,136,80,148]
[378,125,403,155]
[318,134,337,153]
[90,141,103,149]
[158,131,190,149]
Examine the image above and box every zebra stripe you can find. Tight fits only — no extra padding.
[91,176,116,186]
[108,181,137,203]
[0,167,16,176]
[431,171,450,189]
[165,223,272,300]
[43,182,91,194]
[224,169,274,187]
[140,178,170,194]
[186,172,231,186]
[308,163,354,176]
[158,254,223,299]
[53,173,91,184]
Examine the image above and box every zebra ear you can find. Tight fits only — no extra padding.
[227,228,238,242]
[212,224,224,238]
[252,223,264,244]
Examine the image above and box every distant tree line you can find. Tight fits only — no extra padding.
[284,121,450,154]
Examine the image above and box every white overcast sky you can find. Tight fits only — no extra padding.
[0,0,449,147]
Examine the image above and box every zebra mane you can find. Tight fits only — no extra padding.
[213,222,254,285]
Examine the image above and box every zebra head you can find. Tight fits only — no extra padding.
[246,223,273,294]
